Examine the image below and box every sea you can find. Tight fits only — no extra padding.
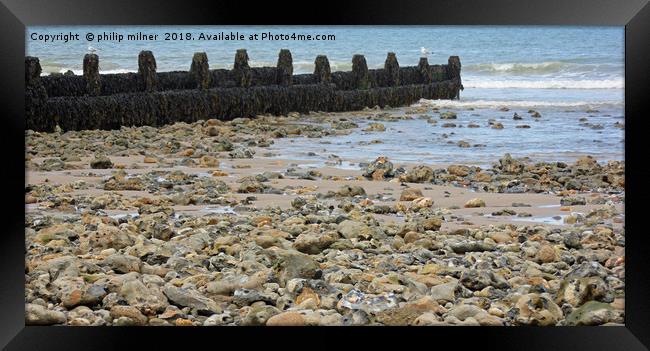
[26,26,624,166]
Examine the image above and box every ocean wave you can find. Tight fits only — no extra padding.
[417,98,623,109]
[466,61,568,73]
[464,61,621,77]
[463,79,623,89]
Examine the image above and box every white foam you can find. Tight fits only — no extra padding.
[463,79,624,90]
[418,98,622,109]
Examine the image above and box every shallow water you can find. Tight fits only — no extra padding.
[267,104,624,167]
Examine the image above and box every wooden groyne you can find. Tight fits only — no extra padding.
[25,50,462,132]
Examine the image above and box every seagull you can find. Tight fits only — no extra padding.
[87,45,97,54]
[420,47,431,58]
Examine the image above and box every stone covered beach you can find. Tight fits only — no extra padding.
[25,106,625,326]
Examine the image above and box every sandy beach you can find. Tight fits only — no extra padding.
[25,107,625,326]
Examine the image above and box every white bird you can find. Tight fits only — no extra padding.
[87,45,97,54]
[420,47,431,57]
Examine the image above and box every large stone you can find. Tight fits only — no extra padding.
[102,254,142,274]
[266,311,306,326]
[337,220,370,239]
[25,303,67,325]
[400,187,423,201]
[429,281,458,303]
[404,165,434,183]
[277,252,321,285]
[293,231,338,254]
[119,279,169,314]
[162,285,220,314]
[513,293,563,326]
[363,156,394,179]
[90,155,113,169]
[464,198,486,208]
[242,305,280,326]
[88,224,134,250]
[565,301,617,326]
[555,276,614,307]
[336,184,366,197]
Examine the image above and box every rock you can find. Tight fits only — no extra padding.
[39,158,66,171]
[291,196,307,209]
[404,165,434,183]
[232,288,277,306]
[242,305,280,326]
[363,156,394,179]
[440,111,457,119]
[277,252,321,285]
[229,148,254,159]
[411,197,433,209]
[336,184,366,197]
[420,216,443,231]
[429,281,457,303]
[199,155,219,168]
[556,276,613,307]
[337,220,370,240]
[464,198,486,208]
[203,312,234,326]
[90,155,113,169]
[337,289,398,314]
[563,231,582,249]
[238,178,264,193]
[448,304,486,321]
[447,165,470,177]
[460,269,508,290]
[560,197,586,206]
[293,231,338,254]
[53,277,106,308]
[513,293,563,326]
[266,311,306,326]
[102,254,142,273]
[565,301,616,326]
[364,123,386,132]
[25,303,67,325]
[119,279,169,314]
[536,244,557,263]
[451,241,496,253]
[162,285,220,314]
[89,224,134,250]
[110,305,148,326]
[497,153,524,174]
[400,187,423,201]
[206,126,219,136]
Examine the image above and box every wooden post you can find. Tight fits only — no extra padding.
[25,56,42,87]
[233,49,252,87]
[190,52,211,89]
[138,51,157,92]
[418,57,432,83]
[314,55,331,84]
[352,54,370,89]
[447,56,461,80]
[83,53,101,96]
[384,52,400,86]
[276,49,293,86]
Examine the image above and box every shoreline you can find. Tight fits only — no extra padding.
[25,108,625,326]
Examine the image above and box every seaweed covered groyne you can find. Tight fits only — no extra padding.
[25,49,462,131]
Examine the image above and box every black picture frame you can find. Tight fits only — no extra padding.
[1,0,648,349]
